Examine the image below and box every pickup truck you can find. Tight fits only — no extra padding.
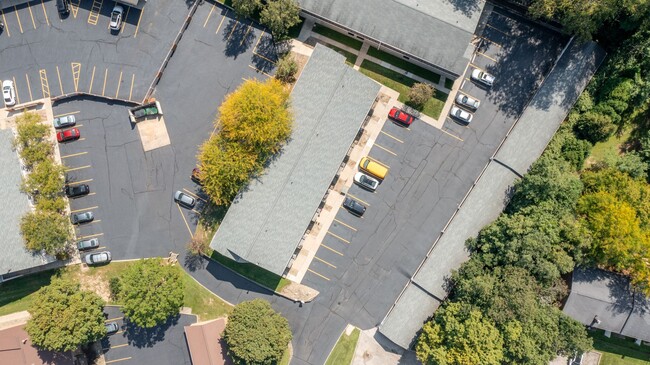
[128,100,163,123]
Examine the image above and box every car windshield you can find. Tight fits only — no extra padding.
[461,96,468,103]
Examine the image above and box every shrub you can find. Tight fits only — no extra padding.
[275,53,298,84]
[407,83,434,108]
[573,111,616,143]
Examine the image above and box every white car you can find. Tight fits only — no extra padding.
[470,69,495,87]
[109,5,124,31]
[455,94,480,110]
[354,172,379,191]
[450,106,473,124]
[3,80,16,107]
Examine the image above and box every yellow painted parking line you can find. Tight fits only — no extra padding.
[313,256,336,268]
[89,66,96,94]
[480,36,502,48]
[88,0,103,25]
[252,31,263,53]
[469,64,486,73]
[134,8,144,37]
[203,2,215,27]
[177,203,193,238]
[27,3,36,29]
[439,127,464,142]
[115,70,123,98]
[182,188,207,202]
[115,330,124,334]
[367,157,390,169]
[54,111,80,118]
[105,357,131,364]
[128,74,135,101]
[321,244,344,256]
[191,209,201,214]
[40,0,50,26]
[70,0,80,18]
[106,343,129,350]
[12,77,20,105]
[456,90,481,102]
[333,218,356,231]
[95,246,107,250]
[327,231,350,244]
[215,9,228,34]
[56,66,64,95]
[61,151,88,159]
[68,178,93,185]
[253,52,276,65]
[78,138,86,141]
[248,64,272,78]
[346,193,370,207]
[485,23,508,36]
[307,269,330,281]
[374,143,397,156]
[226,16,239,40]
[77,232,103,240]
[105,317,123,322]
[1,10,10,37]
[70,206,98,214]
[120,6,129,34]
[71,63,81,92]
[25,74,33,101]
[14,6,24,34]
[87,192,96,197]
[102,69,108,96]
[380,130,403,143]
[240,23,252,46]
[476,51,497,62]
[65,165,91,172]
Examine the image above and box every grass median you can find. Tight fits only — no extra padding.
[313,24,363,50]
[324,327,361,365]
[367,46,441,83]
[590,330,650,365]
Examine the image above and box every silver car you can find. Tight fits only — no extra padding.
[174,191,196,208]
[450,106,473,124]
[3,80,16,106]
[455,94,480,110]
[53,115,76,129]
[71,211,94,225]
[354,172,379,191]
[77,238,99,251]
[109,5,123,31]
[470,69,495,87]
[84,251,111,265]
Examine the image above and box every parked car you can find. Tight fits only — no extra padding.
[2,80,16,107]
[56,0,70,16]
[343,196,366,216]
[56,128,80,142]
[470,69,495,87]
[53,115,76,129]
[388,107,415,126]
[569,353,584,365]
[455,94,480,110]
[174,191,196,208]
[77,238,100,251]
[354,172,379,191]
[449,106,473,124]
[71,211,94,225]
[105,321,119,335]
[191,167,202,185]
[359,157,388,180]
[84,251,111,266]
[65,184,90,198]
[109,5,124,31]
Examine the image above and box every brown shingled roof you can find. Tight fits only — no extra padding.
[184,318,233,365]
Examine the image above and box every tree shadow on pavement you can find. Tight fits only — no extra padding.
[222,19,257,59]
[124,315,180,348]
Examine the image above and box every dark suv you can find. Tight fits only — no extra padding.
[343,196,366,216]
[56,0,70,17]
[65,184,90,198]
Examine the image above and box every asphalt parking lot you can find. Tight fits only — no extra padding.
[101,306,194,365]
[300,6,567,335]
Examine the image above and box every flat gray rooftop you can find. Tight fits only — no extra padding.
[298,0,485,76]
[0,129,54,276]
[210,44,380,276]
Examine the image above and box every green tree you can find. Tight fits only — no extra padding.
[416,302,504,365]
[115,259,184,328]
[573,110,615,143]
[224,299,292,365]
[21,158,65,201]
[407,83,434,108]
[20,210,72,255]
[232,0,262,18]
[616,152,648,180]
[14,112,52,170]
[26,277,106,352]
[275,53,298,84]
[197,136,261,205]
[260,0,301,40]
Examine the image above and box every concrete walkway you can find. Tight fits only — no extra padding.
[0,311,30,331]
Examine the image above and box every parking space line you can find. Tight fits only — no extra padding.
[27,3,36,29]
[177,203,193,238]
[88,0,103,25]
[102,69,108,96]
[1,10,10,37]
[191,208,201,214]
[68,178,93,185]
[248,65,272,78]
[321,244,344,256]
[476,51,497,62]
[71,63,81,92]
[134,8,143,37]
[70,0,80,18]
[469,64,486,73]
[374,143,397,156]
[333,218,356,231]
[128,74,135,101]
[485,23,509,36]
[346,193,370,207]
[105,357,131,364]
[457,90,480,102]
[12,77,20,105]
[120,7,129,34]
[240,23,252,46]
[87,192,96,197]
[182,188,207,202]
[203,2,215,27]
[380,130,403,143]
[77,232,103,239]
[252,31,263,53]
[89,66,96,94]
[54,111,80,118]
[253,52,276,65]
[115,71,122,98]
[105,343,129,350]
[105,316,123,322]
[327,231,350,244]
[14,6,24,34]
[307,269,330,281]
[70,206,98,214]
[439,127,464,142]
[61,151,88,159]
[40,0,50,26]
[215,10,227,34]
[227,16,239,40]
[56,66,64,95]
[25,74,33,101]
[480,36,502,48]
[65,165,91,172]
[313,256,336,269]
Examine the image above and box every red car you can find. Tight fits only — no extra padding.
[388,107,415,125]
[56,128,80,143]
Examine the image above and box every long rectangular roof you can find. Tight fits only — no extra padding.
[298,0,485,76]
[0,129,54,276]
[210,45,380,275]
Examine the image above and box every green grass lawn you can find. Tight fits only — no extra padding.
[209,251,291,292]
[279,347,291,365]
[0,268,63,316]
[312,24,363,50]
[324,327,360,365]
[179,266,233,320]
[585,128,632,167]
[366,46,441,83]
[323,43,357,65]
[591,330,650,365]
[359,60,447,119]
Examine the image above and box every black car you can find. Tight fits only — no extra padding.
[343,196,366,216]
[65,184,90,198]
[56,0,70,16]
